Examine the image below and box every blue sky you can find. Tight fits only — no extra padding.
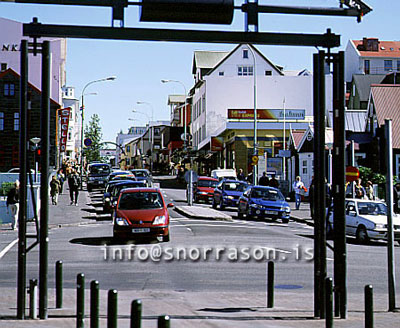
[0,0,398,143]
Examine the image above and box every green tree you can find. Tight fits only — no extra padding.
[84,114,103,163]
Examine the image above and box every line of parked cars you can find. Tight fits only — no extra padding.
[190,168,291,223]
[87,164,172,242]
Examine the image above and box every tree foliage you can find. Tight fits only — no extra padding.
[84,114,103,163]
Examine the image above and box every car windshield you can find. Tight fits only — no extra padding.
[89,165,110,175]
[198,180,218,188]
[133,171,148,177]
[224,182,247,192]
[357,202,387,215]
[118,192,163,210]
[251,188,284,201]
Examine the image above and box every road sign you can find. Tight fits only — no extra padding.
[346,166,359,182]
[184,170,198,183]
[251,155,259,165]
[84,138,92,147]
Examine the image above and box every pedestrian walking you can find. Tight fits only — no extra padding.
[237,168,245,181]
[57,168,65,194]
[258,172,269,186]
[355,178,366,199]
[6,180,20,230]
[50,175,61,205]
[68,169,80,206]
[365,181,375,200]
[293,176,305,210]
[269,174,279,189]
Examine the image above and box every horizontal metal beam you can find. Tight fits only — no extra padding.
[23,23,340,48]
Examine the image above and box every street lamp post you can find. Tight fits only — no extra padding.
[80,76,116,188]
[136,103,154,172]
[30,137,41,183]
[247,46,258,185]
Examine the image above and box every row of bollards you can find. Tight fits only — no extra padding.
[323,276,374,328]
[28,260,374,328]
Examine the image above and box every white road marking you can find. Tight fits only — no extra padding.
[0,239,18,260]
[186,227,193,232]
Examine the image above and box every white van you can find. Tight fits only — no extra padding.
[210,169,237,181]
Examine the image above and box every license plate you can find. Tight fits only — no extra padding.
[132,228,150,233]
[265,210,278,215]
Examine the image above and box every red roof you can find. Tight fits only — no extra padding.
[352,39,400,58]
[370,85,400,148]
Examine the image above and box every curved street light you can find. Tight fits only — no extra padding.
[80,76,116,188]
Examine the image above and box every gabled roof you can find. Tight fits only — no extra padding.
[297,125,334,151]
[192,50,229,74]
[370,84,400,148]
[289,130,306,150]
[352,74,386,101]
[0,68,60,106]
[352,39,400,58]
[205,44,284,77]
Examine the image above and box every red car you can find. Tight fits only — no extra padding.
[194,176,219,203]
[113,188,173,242]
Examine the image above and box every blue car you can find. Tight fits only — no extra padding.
[237,186,291,223]
[212,179,249,210]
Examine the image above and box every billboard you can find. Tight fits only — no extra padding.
[211,137,223,151]
[228,109,305,120]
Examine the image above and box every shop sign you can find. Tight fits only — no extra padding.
[59,108,71,153]
[228,109,305,120]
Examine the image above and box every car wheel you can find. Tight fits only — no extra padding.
[282,218,289,224]
[219,199,225,210]
[237,210,243,219]
[356,225,369,244]
[246,207,253,219]
[88,186,92,192]
[212,198,217,209]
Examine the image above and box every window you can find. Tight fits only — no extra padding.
[14,112,19,131]
[0,112,4,130]
[265,70,272,76]
[238,65,253,76]
[219,71,224,76]
[243,49,248,59]
[397,60,400,72]
[396,154,400,177]
[126,145,131,152]
[384,60,393,71]
[1,63,6,71]
[202,94,206,112]
[4,83,15,96]
[364,60,370,74]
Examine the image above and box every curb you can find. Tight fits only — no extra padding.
[174,206,233,221]
[290,214,314,227]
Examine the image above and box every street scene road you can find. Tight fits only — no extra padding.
[1,176,399,327]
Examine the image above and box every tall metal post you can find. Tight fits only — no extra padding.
[332,51,347,319]
[385,119,397,311]
[313,50,327,318]
[248,45,258,185]
[39,40,51,320]
[17,39,29,320]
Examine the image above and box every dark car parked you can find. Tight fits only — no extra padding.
[131,169,153,187]
[237,185,291,223]
[212,179,249,210]
[103,180,146,214]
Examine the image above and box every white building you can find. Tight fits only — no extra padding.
[345,38,400,83]
[0,17,66,104]
[190,43,332,178]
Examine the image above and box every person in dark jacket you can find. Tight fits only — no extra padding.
[259,172,270,186]
[237,168,245,181]
[7,180,20,230]
[269,174,280,189]
[68,169,80,206]
[50,175,61,205]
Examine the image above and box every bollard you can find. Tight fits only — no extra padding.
[157,315,170,328]
[29,279,38,319]
[267,261,274,308]
[90,281,100,328]
[107,289,118,328]
[56,261,63,309]
[325,277,333,328]
[130,299,142,328]
[365,285,373,328]
[77,273,85,328]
